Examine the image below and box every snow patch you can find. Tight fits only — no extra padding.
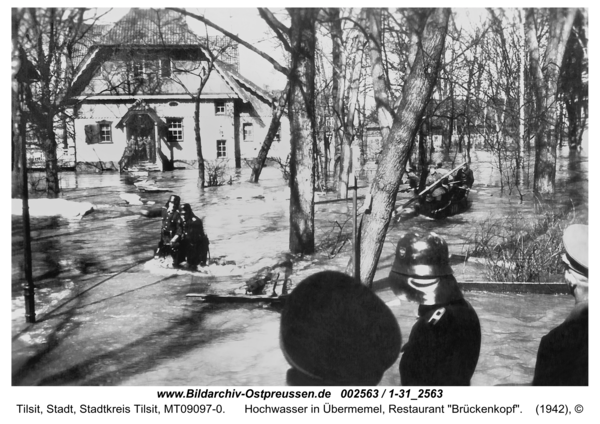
[12,199,94,219]
[120,193,144,205]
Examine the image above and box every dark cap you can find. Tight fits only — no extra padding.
[168,195,181,204]
[391,232,453,278]
[563,224,588,275]
[280,271,401,385]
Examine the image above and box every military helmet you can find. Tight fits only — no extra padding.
[391,232,453,278]
[166,195,181,208]
[180,203,193,215]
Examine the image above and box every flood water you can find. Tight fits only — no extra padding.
[11,143,587,386]
[113,291,572,386]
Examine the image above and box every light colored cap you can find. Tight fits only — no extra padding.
[563,224,588,272]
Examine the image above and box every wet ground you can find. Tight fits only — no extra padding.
[11,145,587,386]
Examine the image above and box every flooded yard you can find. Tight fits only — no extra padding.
[11,145,587,386]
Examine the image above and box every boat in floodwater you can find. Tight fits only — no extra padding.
[398,162,473,220]
[415,186,472,219]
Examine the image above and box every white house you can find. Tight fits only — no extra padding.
[69,8,289,172]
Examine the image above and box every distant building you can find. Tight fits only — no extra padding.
[68,8,289,172]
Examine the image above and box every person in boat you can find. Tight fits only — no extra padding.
[178,203,210,270]
[154,195,183,267]
[453,162,474,200]
[387,232,481,386]
[456,162,474,189]
[533,224,588,386]
[424,166,452,204]
[280,271,401,386]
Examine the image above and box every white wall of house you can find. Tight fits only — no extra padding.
[74,99,290,167]
[237,112,290,161]
[154,99,236,164]
[74,103,130,166]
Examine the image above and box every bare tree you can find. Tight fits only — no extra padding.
[12,9,27,198]
[175,7,320,254]
[525,8,577,194]
[17,8,95,198]
[365,8,395,141]
[170,8,292,184]
[287,8,320,254]
[359,8,450,286]
[559,10,587,151]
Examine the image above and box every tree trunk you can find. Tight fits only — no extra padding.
[12,108,24,198]
[288,9,318,254]
[329,10,365,199]
[527,8,577,194]
[418,124,429,191]
[44,134,60,198]
[194,95,206,189]
[330,9,344,192]
[365,8,394,141]
[193,67,212,189]
[251,85,289,182]
[518,9,526,186]
[359,8,450,286]
[340,30,364,198]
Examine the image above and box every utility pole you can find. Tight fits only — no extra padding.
[21,117,35,324]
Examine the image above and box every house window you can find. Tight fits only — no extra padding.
[100,123,112,142]
[215,101,226,115]
[167,118,183,142]
[133,62,144,82]
[85,121,113,144]
[243,123,253,142]
[161,59,171,78]
[217,140,227,158]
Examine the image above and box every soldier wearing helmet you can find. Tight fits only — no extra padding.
[533,224,588,386]
[154,195,183,267]
[179,203,210,270]
[388,232,481,386]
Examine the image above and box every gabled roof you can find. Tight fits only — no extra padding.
[221,64,273,105]
[99,8,201,46]
[69,8,272,111]
[116,99,166,129]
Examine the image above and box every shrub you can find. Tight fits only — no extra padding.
[204,158,230,187]
[467,205,583,282]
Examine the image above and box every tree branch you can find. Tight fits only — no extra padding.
[168,8,289,76]
[257,8,291,52]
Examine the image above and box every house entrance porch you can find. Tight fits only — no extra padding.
[124,114,156,165]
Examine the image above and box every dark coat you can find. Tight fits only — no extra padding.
[155,207,182,260]
[180,214,209,267]
[160,207,182,245]
[456,168,474,188]
[533,302,588,386]
[400,298,481,386]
